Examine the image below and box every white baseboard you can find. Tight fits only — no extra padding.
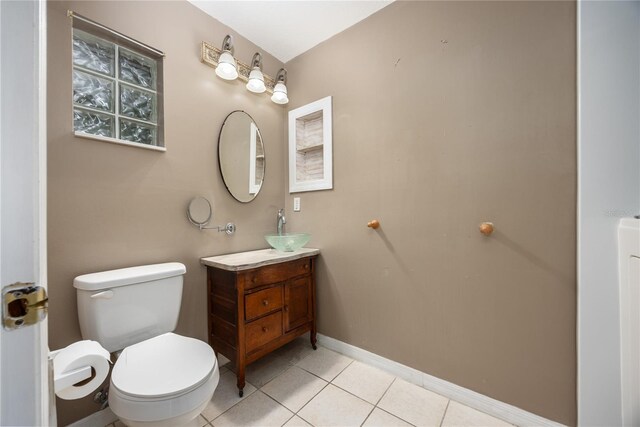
[317,333,565,427]
[67,407,117,427]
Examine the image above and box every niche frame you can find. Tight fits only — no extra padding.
[288,96,333,193]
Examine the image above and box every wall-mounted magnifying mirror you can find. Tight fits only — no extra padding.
[187,197,212,229]
[218,111,265,203]
[187,196,236,234]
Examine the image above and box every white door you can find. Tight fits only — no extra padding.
[0,0,49,425]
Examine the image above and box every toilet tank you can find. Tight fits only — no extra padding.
[74,263,186,352]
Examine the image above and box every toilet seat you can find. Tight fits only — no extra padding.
[111,332,215,399]
[109,333,219,424]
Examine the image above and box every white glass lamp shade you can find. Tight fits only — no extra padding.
[215,51,238,80]
[246,68,266,93]
[271,82,288,104]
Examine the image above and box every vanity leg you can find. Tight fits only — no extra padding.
[237,363,245,397]
[310,327,317,350]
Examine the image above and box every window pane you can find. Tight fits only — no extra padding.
[120,84,156,122]
[119,48,156,89]
[120,119,156,145]
[74,109,114,137]
[72,30,115,76]
[73,69,114,112]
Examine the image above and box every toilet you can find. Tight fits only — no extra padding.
[74,263,219,427]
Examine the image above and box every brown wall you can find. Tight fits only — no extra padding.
[47,1,285,424]
[284,1,576,425]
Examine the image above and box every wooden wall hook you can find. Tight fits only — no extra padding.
[367,220,380,229]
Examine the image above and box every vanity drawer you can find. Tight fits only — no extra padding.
[245,311,282,354]
[245,286,283,321]
[242,259,311,289]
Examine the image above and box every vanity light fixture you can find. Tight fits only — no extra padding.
[215,35,238,81]
[246,53,266,93]
[271,68,289,105]
[200,41,286,103]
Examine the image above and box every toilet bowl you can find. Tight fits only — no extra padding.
[74,263,218,427]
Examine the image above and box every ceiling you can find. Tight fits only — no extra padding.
[189,1,393,63]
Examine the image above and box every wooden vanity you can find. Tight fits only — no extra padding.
[201,248,319,396]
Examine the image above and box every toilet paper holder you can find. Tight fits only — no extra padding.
[50,340,111,400]
[49,347,95,392]
[53,363,93,392]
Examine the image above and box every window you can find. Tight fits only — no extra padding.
[72,28,163,149]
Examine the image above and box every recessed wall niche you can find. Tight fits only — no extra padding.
[288,96,333,193]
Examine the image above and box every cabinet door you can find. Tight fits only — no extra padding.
[284,276,312,332]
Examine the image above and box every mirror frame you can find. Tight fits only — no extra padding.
[217,110,266,203]
[187,196,212,229]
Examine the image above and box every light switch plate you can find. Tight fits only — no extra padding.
[293,197,301,212]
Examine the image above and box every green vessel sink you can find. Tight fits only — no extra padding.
[265,233,311,252]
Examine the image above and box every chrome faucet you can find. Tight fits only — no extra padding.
[277,209,286,235]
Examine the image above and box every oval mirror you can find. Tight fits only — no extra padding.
[218,111,265,203]
[187,197,212,229]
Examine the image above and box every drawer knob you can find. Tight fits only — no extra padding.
[284,305,289,312]
[262,326,268,333]
[262,299,269,306]
[251,277,257,283]
[303,264,308,269]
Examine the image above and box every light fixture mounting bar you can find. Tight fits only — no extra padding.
[201,41,276,94]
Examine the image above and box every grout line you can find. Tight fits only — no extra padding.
[295,355,354,383]
[280,412,296,427]
[330,380,381,407]
[372,406,418,427]
[359,404,376,427]
[295,380,331,417]
[439,399,451,427]
[374,376,397,407]
[210,378,259,424]
[260,364,298,390]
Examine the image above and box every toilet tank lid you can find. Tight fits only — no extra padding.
[74,263,186,291]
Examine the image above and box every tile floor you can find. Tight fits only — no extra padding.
[107,337,514,427]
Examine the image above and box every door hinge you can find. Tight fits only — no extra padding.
[2,282,48,330]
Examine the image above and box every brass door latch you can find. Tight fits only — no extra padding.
[2,283,48,330]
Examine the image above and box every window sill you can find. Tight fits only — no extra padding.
[74,131,166,152]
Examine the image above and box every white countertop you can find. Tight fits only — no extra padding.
[201,248,320,271]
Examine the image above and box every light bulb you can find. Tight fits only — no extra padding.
[246,68,266,93]
[271,82,288,104]
[215,51,238,80]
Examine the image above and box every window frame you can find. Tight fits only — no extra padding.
[72,27,165,151]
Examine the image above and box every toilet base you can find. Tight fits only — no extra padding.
[110,362,219,427]
[118,398,209,427]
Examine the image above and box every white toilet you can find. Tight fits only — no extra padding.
[74,263,219,427]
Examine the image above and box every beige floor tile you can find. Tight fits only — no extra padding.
[212,391,293,427]
[441,401,513,427]
[201,369,257,421]
[274,335,315,364]
[296,347,353,381]
[226,350,293,388]
[298,384,373,427]
[198,414,210,426]
[362,408,413,427]
[217,353,231,368]
[332,360,395,404]
[283,415,313,427]
[113,421,125,427]
[262,366,328,412]
[377,379,449,426]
